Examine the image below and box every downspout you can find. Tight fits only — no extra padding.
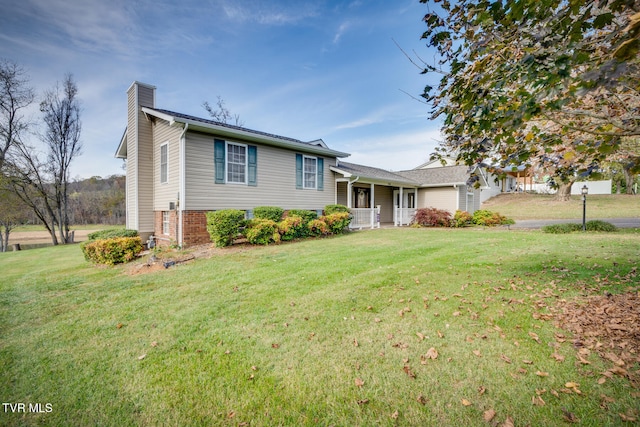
[178,123,188,247]
[347,176,360,208]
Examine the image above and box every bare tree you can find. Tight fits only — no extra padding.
[0,59,35,248]
[202,96,244,127]
[0,59,34,170]
[8,73,83,245]
[39,74,82,243]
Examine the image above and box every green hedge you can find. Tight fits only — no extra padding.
[472,209,515,226]
[81,236,143,265]
[245,219,280,245]
[321,212,351,234]
[278,215,305,241]
[253,206,284,222]
[324,204,350,215]
[87,228,138,241]
[542,220,618,234]
[206,210,246,247]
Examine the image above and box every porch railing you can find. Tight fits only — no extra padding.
[394,207,416,226]
[349,207,380,229]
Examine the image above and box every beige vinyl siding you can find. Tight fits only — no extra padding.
[125,87,138,230]
[417,187,458,214]
[125,82,155,234]
[373,185,393,223]
[153,121,182,211]
[185,132,337,211]
[137,103,154,233]
[336,181,348,206]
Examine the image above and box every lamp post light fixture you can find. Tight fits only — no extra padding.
[581,185,589,231]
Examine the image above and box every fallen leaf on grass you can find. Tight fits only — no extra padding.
[532,395,545,406]
[150,341,158,347]
[500,354,512,364]
[425,347,438,359]
[417,395,428,405]
[561,408,579,423]
[390,410,399,419]
[355,378,364,388]
[461,399,472,406]
[528,332,540,343]
[473,350,482,357]
[478,386,486,395]
[536,371,549,377]
[416,332,425,341]
[551,352,565,362]
[403,365,416,379]
[483,408,496,422]
[137,354,146,360]
[502,416,515,427]
[357,399,369,405]
[271,343,280,349]
[619,411,638,422]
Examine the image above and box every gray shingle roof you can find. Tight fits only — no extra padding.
[333,162,474,187]
[151,108,307,144]
[396,165,472,186]
[334,162,419,185]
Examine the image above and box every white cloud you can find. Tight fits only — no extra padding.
[333,21,351,44]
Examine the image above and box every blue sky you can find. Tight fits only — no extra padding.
[0,0,443,179]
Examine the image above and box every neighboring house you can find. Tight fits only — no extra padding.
[115,82,491,246]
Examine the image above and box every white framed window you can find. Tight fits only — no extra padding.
[160,142,168,184]
[226,142,247,184]
[303,155,317,189]
[162,211,170,235]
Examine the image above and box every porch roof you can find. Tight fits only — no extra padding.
[331,161,419,186]
[396,165,472,187]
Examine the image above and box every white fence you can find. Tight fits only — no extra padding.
[349,207,380,229]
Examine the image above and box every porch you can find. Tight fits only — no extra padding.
[335,181,417,229]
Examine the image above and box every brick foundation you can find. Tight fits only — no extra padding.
[182,210,210,246]
[152,210,210,247]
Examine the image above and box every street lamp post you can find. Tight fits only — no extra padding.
[581,185,588,231]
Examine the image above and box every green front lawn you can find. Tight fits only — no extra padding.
[1,228,638,426]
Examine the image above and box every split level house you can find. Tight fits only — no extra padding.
[115,82,492,247]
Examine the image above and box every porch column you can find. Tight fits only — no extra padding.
[370,183,375,229]
[398,187,404,226]
[347,181,353,208]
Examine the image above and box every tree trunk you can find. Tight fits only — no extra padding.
[623,168,636,195]
[554,182,573,201]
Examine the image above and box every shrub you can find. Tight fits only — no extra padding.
[472,209,514,226]
[324,204,350,215]
[307,218,330,237]
[541,223,582,234]
[253,206,284,222]
[287,210,318,237]
[206,210,246,247]
[244,219,279,245]
[321,212,352,234]
[278,215,304,241]
[452,210,473,228]
[586,220,618,232]
[87,228,138,241]
[412,207,452,227]
[81,236,143,265]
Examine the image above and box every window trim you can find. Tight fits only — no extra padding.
[162,211,170,235]
[225,141,248,185]
[303,155,317,189]
[160,142,168,184]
